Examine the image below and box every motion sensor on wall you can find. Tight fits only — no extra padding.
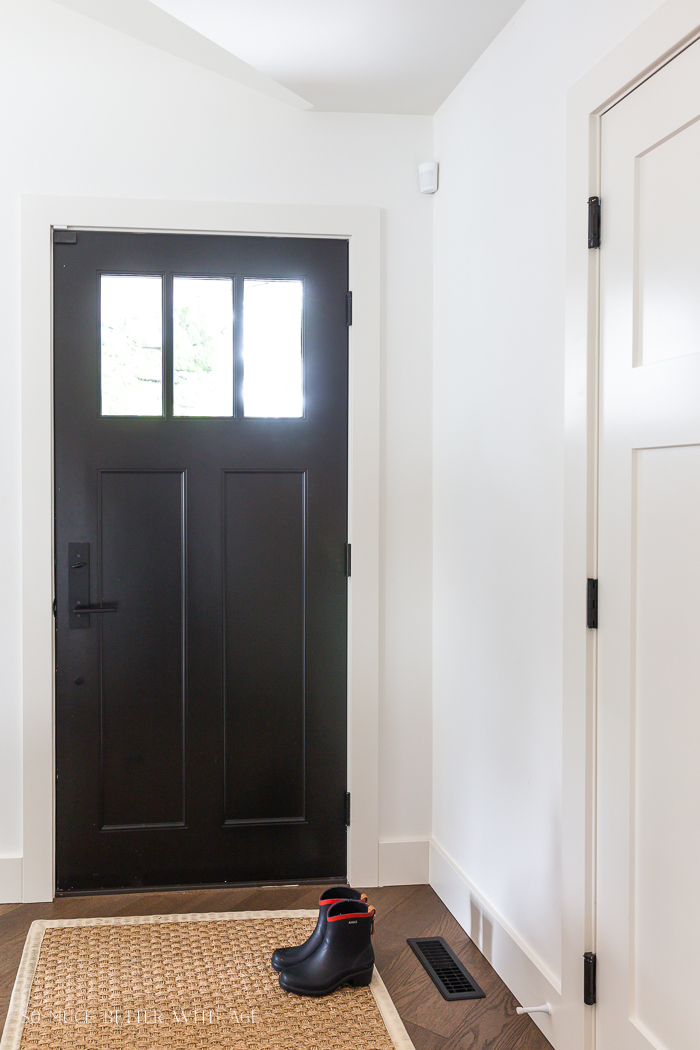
[418,161,439,194]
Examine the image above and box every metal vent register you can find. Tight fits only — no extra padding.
[407,937,486,1001]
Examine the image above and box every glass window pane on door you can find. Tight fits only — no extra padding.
[243,279,303,417]
[173,277,234,417]
[100,274,163,416]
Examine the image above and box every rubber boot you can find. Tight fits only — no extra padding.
[278,899,376,996]
[271,886,368,972]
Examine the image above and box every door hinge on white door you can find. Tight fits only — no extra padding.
[345,792,351,826]
[588,197,601,248]
[346,291,353,326]
[587,578,598,629]
[583,952,596,1005]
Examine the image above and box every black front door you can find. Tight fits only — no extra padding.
[54,231,349,892]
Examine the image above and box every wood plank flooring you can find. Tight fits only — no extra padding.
[0,883,552,1049]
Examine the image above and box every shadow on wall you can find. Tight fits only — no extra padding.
[470,896,494,959]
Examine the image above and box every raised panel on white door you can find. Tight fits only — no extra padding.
[632,445,700,1050]
[637,119,700,366]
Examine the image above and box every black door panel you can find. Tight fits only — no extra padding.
[54,231,348,891]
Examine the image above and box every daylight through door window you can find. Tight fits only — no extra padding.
[100,272,305,418]
[100,274,163,416]
[243,279,303,417]
[173,277,234,417]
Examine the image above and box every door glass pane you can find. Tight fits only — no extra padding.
[101,275,163,416]
[173,277,233,417]
[243,279,303,417]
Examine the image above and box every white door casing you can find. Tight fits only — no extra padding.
[20,196,380,902]
[597,39,700,1050]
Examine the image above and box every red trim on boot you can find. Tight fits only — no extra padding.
[327,906,376,923]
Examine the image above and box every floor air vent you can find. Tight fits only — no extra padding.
[407,937,486,1001]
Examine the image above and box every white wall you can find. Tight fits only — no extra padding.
[0,0,433,885]
[432,0,665,1008]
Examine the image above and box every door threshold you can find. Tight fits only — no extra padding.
[54,874,348,897]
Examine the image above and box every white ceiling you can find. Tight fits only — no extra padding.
[54,0,527,114]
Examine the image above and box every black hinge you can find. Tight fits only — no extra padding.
[53,229,77,244]
[345,791,351,826]
[345,543,352,577]
[346,291,353,326]
[52,598,57,619]
[587,578,598,629]
[583,952,596,1005]
[588,197,601,249]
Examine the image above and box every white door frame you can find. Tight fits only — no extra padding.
[564,3,700,1047]
[20,195,381,902]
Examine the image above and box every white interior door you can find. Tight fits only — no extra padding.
[597,37,700,1050]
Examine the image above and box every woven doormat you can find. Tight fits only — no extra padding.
[0,911,415,1050]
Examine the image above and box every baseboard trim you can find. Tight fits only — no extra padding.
[0,857,23,904]
[378,840,429,886]
[429,840,561,1044]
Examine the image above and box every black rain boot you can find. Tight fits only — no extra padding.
[271,886,368,972]
[278,899,375,996]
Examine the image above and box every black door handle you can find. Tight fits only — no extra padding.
[69,544,118,627]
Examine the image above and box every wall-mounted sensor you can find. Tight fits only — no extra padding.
[419,161,439,194]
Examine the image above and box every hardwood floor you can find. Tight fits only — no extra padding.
[0,883,552,1049]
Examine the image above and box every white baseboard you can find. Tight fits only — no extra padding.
[429,840,561,1046]
[378,840,429,885]
[0,857,23,903]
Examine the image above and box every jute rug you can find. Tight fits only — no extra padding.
[0,910,415,1050]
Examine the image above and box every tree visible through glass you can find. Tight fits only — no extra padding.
[100,274,303,418]
[173,277,233,417]
[100,274,163,416]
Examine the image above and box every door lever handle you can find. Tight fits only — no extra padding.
[72,603,118,614]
